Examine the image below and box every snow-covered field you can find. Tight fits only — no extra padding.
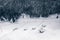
[0,14,60,40]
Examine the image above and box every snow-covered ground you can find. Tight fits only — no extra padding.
[0,14,60,40]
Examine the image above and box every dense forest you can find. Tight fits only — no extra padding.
[0,0,60,22]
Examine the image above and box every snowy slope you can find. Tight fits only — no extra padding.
[0,14,60,40]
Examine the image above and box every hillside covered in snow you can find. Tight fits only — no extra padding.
[0,0,60,40]
[0,14,60,40]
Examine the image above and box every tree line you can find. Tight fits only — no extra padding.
[0,0,60,22]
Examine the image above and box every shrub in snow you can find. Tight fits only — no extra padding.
[32,28,36,30]
[56,16,59,19]
[41,25,46,28]
[13,28,18,31]
[24,29,27,31]
[39,28,45,33]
